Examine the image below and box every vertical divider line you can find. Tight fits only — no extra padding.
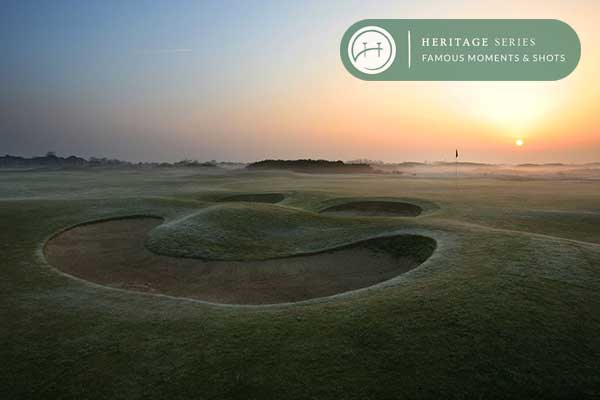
[408,30,412,69]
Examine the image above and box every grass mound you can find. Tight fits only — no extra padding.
[44,217,436,305]
[146,203,399,260]
[320,200,423,217]
[218,193,284,203]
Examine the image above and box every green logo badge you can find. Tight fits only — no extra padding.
[341,19,580,81]
[348,26,396,74]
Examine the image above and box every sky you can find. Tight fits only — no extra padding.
[0,0,599,163]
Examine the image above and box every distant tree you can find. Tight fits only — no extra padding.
[246,159,374,173]
[46,151,57,157]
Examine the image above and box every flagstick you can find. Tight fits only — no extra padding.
[455,149,458,187]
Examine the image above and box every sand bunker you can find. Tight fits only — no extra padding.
[320,201,422,217]
[45,217,434,305]
[218,193,284,203]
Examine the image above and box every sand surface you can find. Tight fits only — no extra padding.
[218,193,284,203]
[45,218,424,305]
[320,201,422,217]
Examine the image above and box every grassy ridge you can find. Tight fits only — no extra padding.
[146,202,425,260]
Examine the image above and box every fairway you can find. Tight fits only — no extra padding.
[2,168,600,398]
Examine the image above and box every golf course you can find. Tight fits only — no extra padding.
[1,166,600,398]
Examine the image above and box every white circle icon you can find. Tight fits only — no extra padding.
[348,26,396,74]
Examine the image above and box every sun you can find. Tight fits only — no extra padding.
[515,138,524,147]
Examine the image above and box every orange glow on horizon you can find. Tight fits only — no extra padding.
[112,1,600,163]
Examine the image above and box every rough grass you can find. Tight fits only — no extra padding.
[1,168,600,399]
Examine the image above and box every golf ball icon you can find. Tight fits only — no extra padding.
[348,26,396,74]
